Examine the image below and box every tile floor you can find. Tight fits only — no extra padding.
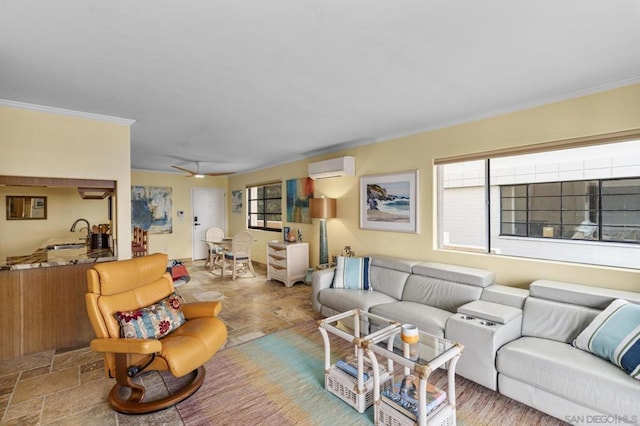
[0,260,321,425]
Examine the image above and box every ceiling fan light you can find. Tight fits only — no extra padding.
[194,173,205,178]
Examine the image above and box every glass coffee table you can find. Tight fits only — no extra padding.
[318,309,400,413]
[370,328,463,426]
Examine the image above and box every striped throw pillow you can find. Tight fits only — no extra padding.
[332,256,371,290]
[573,298,640,380]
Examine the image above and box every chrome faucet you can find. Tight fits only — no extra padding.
[70,218,91,242]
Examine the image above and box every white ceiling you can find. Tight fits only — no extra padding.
[2,1,640,175]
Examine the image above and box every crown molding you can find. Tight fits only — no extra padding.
[0,99,135,126]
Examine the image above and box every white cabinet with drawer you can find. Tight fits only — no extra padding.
[267,242,309,287]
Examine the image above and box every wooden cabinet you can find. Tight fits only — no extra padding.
[0,270,21,360]
[0,263,96,361]
[267,242,309,287]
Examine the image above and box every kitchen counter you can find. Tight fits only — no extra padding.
[1,238,116,270]
[0,237,118,360]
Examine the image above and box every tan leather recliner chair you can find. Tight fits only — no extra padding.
[86,253,227,413]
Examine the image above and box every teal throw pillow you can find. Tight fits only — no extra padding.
[332,256,371,290]
[573,298,640,380]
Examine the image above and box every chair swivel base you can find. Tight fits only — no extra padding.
[108,366,205,414]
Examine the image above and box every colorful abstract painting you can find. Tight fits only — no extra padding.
[131,186,173,234]
[286,177,314,223]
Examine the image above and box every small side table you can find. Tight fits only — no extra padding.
[318,309,400,413]
[370,329,463,426]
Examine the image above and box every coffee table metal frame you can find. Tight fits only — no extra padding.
[318,309,400,413]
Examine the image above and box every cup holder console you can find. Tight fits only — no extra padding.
[457,313,497,327]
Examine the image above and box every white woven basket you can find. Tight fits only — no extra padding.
[325,365,391,413]
[377,400,454,426]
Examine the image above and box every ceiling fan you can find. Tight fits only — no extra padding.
[171,161,233,178]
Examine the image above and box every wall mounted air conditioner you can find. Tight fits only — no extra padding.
[308,156,355,179]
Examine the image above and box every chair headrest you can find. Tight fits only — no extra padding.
[89,253,170,296]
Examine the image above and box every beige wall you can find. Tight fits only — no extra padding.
[0,105,132,258]
[3,83,639,290]
[0,187,109,259]
[229,83,640,291]
[130,170,228,260]
[228,160,322,266]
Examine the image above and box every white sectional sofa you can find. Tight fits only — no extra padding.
[496,280,640,424]
[312,255,495,338]
[312,255,640,425]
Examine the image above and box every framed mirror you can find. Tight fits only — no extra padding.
[6,196,47,220]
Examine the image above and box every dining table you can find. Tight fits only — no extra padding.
[202,237,232,273]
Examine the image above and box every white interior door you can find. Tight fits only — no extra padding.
[192,187,226,260]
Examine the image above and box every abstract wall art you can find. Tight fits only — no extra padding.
[286,177,314,223]
[231,189,243,213]
[131,186,173,234]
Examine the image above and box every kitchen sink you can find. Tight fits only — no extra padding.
[46,243,87,250]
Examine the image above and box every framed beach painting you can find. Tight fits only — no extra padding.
[360,170,419,233]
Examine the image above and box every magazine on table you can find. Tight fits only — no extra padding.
[380,374,446,420]
[334,354,380,381]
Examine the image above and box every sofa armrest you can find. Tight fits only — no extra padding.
[457,300,522,324]
[481,285,529,309]
[90,337,162,354]
[311,268,335,313]
[182,301,222,319]
[446,300,523,391]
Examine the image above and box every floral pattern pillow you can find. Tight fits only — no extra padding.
[115,292,186,339]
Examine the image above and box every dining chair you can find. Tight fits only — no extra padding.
[204,227,225,271]
[131,226,148,257]
[222,231,256,280]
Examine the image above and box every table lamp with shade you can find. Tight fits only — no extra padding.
[309,197,337,266]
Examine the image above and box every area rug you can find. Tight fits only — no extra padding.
[174,320,566,426]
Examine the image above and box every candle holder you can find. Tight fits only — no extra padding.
[401,324,420,360]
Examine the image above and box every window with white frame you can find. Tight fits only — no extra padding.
[247,182,282,231]
[437,138,640,269]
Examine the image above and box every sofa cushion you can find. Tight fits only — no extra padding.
[369,255,418,273]
[401,274,483,313]
[368,265,411,300]
[530,280,640,309]
[115,292,185,339]
[412,262,494,288]
[522,297,600,343]
[371,301,452,338]
[480,284,529,309]
[497,337,640,416]
[573,298,640,380]
[317,288,397,314]
[332,256,370,290]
